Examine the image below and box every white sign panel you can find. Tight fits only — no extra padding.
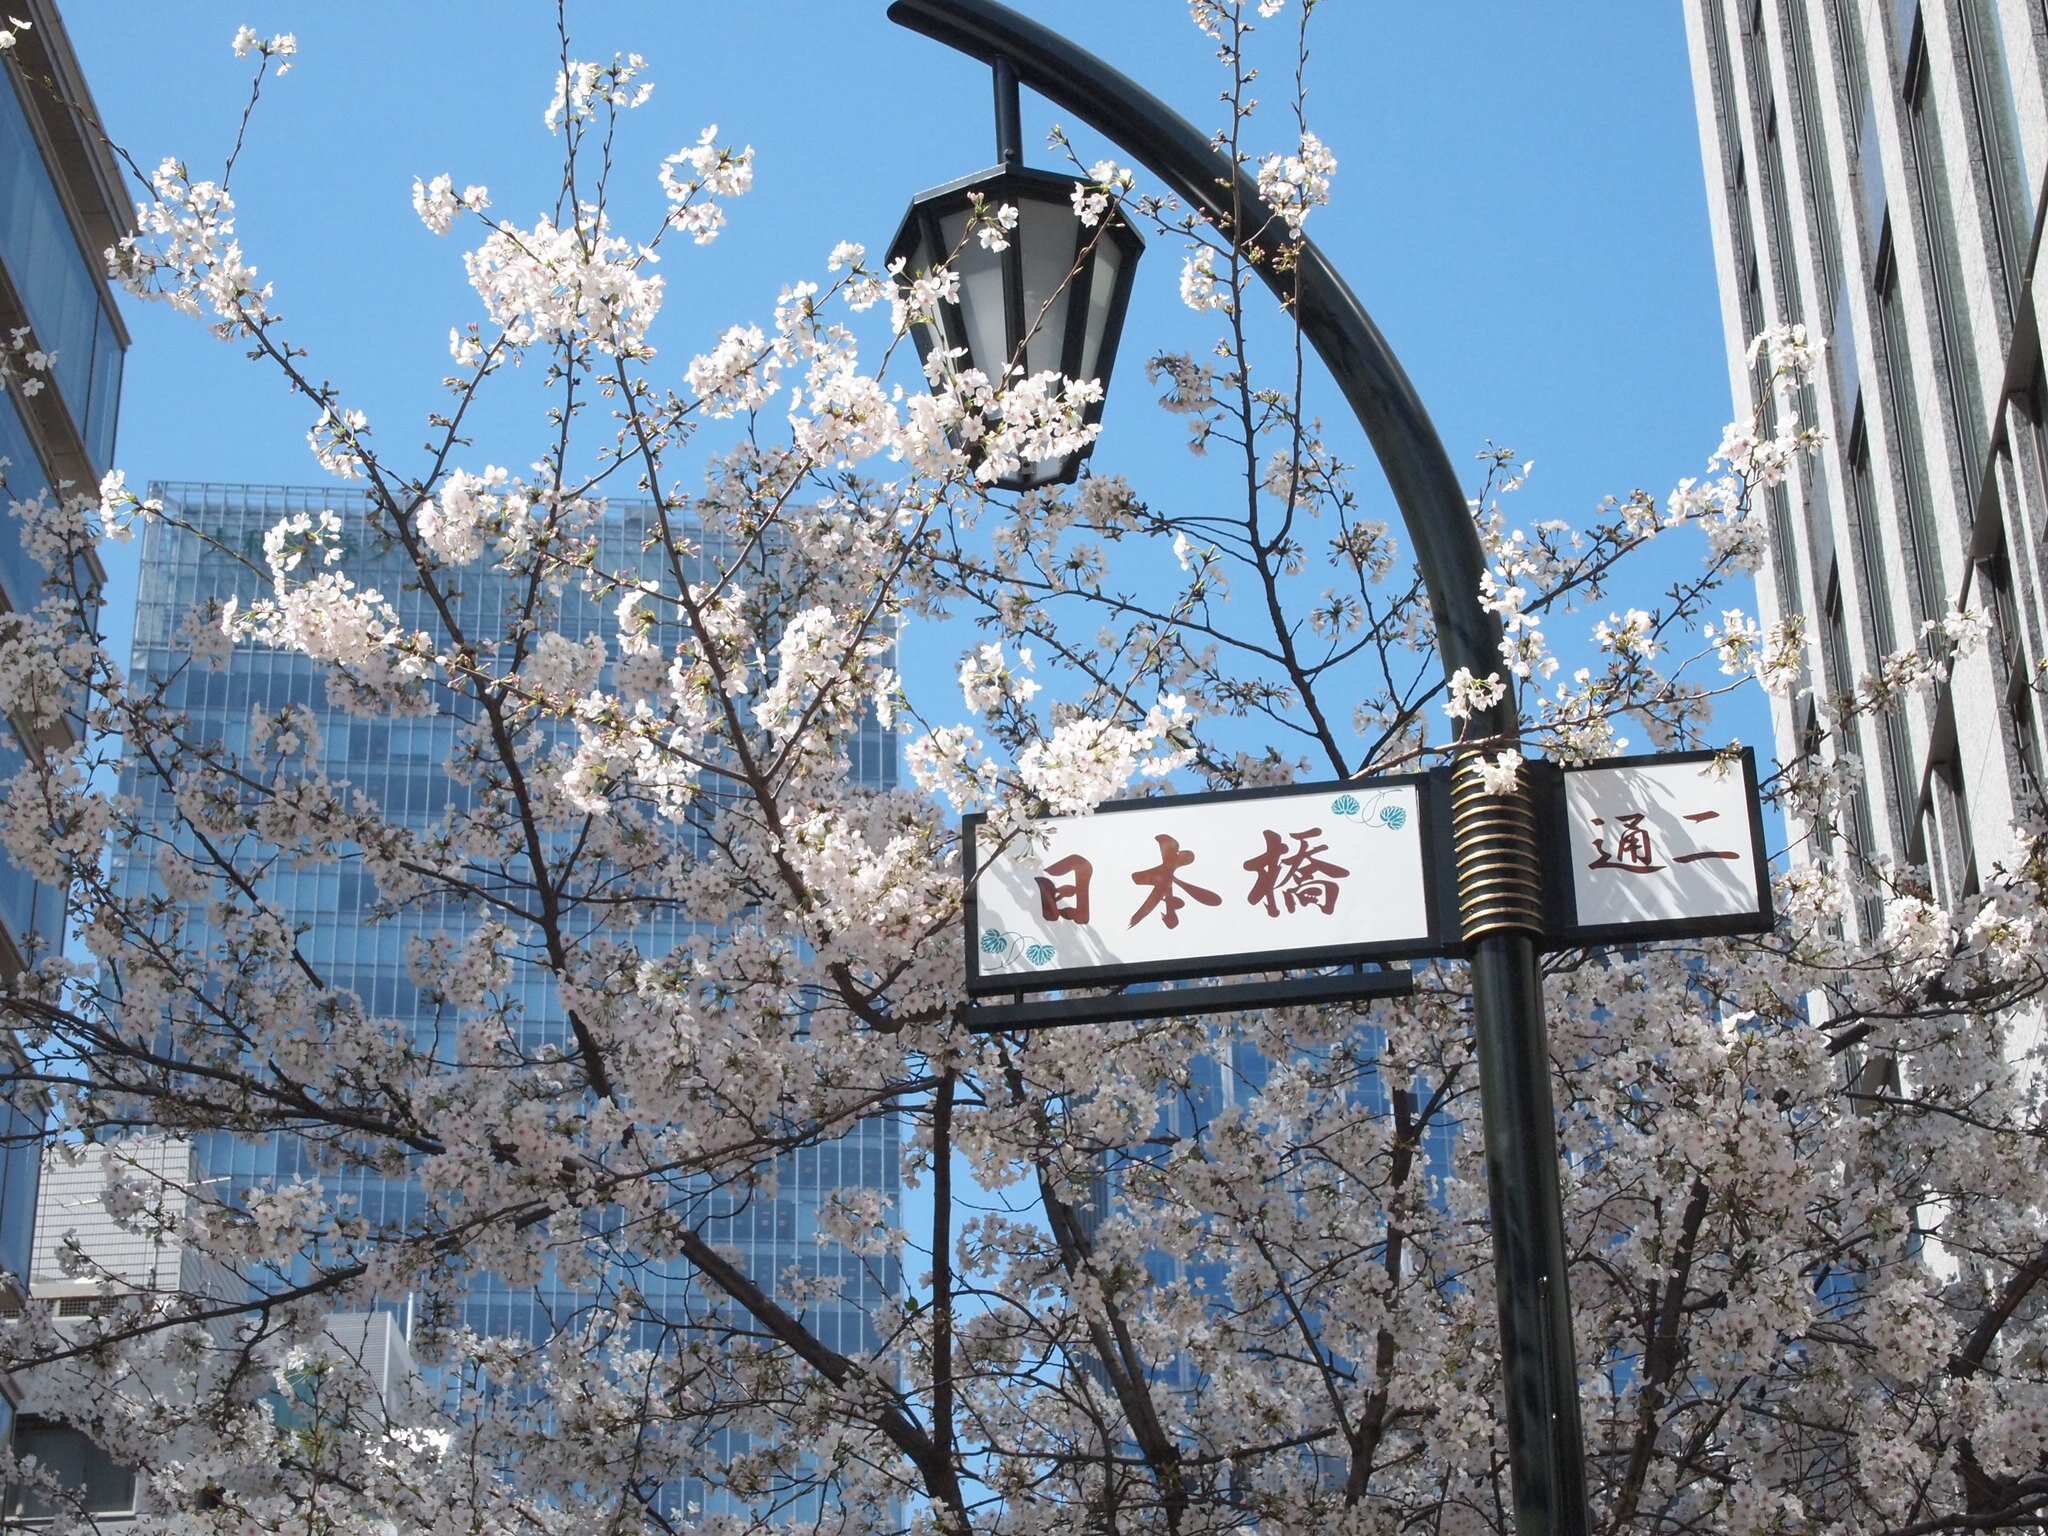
[1559,750,1770,939]
[967,778,1443,992]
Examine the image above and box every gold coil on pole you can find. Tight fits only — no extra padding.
[1450,754,1545,942]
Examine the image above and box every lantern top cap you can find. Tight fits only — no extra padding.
[891,162,1148,252]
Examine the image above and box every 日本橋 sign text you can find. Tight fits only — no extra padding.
[964,775,1455,996]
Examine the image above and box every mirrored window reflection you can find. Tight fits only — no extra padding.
[0,73,124,473]
[6,1418,136,1519]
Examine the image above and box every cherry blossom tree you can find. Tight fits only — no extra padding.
[0,4,2043,1534]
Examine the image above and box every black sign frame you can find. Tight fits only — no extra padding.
[962,771,1462,1000]
[1533,746,1776,951]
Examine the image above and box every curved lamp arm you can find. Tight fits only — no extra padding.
[887,0,1512,731]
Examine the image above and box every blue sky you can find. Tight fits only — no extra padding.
[58,0,1761,757]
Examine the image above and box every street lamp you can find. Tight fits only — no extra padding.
[887,60,1143,490]
[888,6,1591,1536]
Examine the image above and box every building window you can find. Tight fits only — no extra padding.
[1729,134,1808,621]
[0,71,125,471]
[2010,658,2044,807]
[1901,14,1990,483]
[1844,408,1922,842]
[1763,102,1804,315]
[1922,692,1978,902]
[1800,702,1837,858]
[1730,19,1816,622]
[1784,0,1846,303]
[1846,406,1900,655]
[1823,568,1889,934]
[1873,222,1949,623]
[2009,378,2048,548]
[1734,151,1761,337]
[1744,1,1808,321]
[1824,0,1869,125]
[1930,751,1979,900]
[1766,480,1805,617]
[6,1418,136,1519]
[1706,0,1743,181]
[1821,560,1854,699]
[1977,508,2045,805]
[1955,0,2033,303]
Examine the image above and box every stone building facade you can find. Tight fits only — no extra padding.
[1685,0,2048,921]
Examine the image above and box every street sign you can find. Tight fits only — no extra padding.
[960,749,1774,1025]
[1538,747,1773,948]
[963,775,1456,997]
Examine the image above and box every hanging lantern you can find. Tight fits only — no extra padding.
[888,66,1144,491]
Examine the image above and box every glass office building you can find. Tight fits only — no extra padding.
[120,482,899,1513]
[0,0,130,1441]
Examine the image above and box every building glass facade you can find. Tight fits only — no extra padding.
[0,0,131,1447]
[0,54,121,471]
[121,482,899,1515]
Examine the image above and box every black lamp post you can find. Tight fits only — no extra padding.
[888,60,1144,490]
[887,6,1590,1536]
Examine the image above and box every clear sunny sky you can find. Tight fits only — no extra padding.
[57,0,1759,755]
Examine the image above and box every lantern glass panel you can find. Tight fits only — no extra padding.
[907,271,945,363]
[1018,196,1081,378]
[903,221,942,358]
[938,207,1010,379]
[1077,236,1126,389]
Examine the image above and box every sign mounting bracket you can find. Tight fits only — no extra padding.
[958,964,1415,1033]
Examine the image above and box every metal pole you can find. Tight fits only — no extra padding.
[1470,933,1590,1526]
[884,5,1589,1533]
[992,54,1022,167]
